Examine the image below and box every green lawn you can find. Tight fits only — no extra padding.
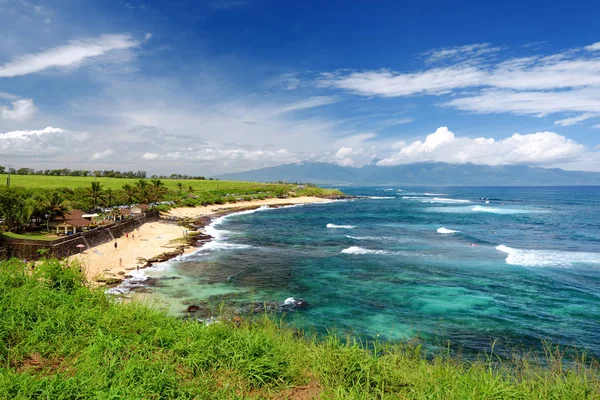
[0,174,283,192]
[0,174,342,197]
[2,231,56,241]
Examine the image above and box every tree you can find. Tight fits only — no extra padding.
[135,179,153,203]
[122,184,136,204]
[176,182,184,193]
[150,179,167,201]
[0,188,35,232]
[85,182,105,210]
[188,185,195,193]
[41,191,70,232]
[105,188,116,207]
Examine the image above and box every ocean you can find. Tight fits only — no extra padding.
[115,186,600,357]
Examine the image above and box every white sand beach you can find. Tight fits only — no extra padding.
[72,196,329,284]
[165,196,330,219]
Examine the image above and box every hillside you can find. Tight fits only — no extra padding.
[1,258,598,399]
[216,162,600,186]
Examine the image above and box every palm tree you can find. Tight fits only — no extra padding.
[135,179,153,204]
[105,188,116,207]
[122,184,136,204]
[41,192,70,231]
[150,179,167,201]
[86,182,105,211]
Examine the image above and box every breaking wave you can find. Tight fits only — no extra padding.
[327,223,356,229]
[437,227,459,234]
[496,245,600,268]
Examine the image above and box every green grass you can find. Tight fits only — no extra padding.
[0,174,337,195]
[1,232,55,241]
[0,258,598,399]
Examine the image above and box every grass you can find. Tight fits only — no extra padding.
[1,232,55,241]
[0,258,598,399]
[0,174,337,195]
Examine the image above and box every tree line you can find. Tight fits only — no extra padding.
[0,167,211,180]
[0,179,177,233]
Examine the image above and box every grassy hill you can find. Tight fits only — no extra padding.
[0,258,598,399]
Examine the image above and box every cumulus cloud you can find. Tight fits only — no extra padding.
[0,34,139,78]
[0,126,83,156]
[0,98,36,120]
[377,127,589,167]
[554,113,596,126]
[320,42,600,118]
[91,149,114,160]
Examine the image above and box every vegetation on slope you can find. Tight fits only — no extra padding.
[0,177,342,235]
[0,258,598,399]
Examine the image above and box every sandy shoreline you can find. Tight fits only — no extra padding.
[71,196,330,284]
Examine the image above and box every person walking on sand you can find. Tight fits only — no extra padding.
[114,241,118,249]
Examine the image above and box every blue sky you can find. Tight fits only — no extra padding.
[1,0,600,174]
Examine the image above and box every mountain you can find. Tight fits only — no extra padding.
[215,162,600,186]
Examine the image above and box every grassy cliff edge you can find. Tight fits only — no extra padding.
[0,259,598,399]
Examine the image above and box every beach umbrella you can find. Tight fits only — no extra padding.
[76,244,85,253]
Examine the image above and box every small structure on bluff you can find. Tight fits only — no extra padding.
[52,209,97,235]
[130,204,150,214]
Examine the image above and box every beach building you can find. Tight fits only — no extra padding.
[54,218,93,235]
[130,204,150,214]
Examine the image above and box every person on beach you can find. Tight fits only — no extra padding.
[114,242,118,249]
[132,233,135,240]
[119,258,122,267]
[126,233,129,239]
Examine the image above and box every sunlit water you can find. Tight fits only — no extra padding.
[114,187,600,356]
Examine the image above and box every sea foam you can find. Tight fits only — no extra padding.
[341,246,390,255]
[437,227,459,234]
[496,245,600,268]
[426,198,471,204]
[327,223,356,229]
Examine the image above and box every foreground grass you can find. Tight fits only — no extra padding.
[0,259,598,399]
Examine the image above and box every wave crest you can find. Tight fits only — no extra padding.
[327,223,356,229]
[437,227,459,234]
[496,245,600,267]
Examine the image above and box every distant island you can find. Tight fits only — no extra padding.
[216,162,600,186]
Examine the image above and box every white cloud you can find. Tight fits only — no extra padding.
[320,67,485,97]
[585,42,600,51]
[142,152,160,160]
[444,88,600,115]
[423,43,502,64]
[0,34,139,78]
[0,126,81,156]
[0,98,36,120]
[91,149,114,160]
[275,96,338,113]
[377,127,590,167]
[320,42,600,117]
[554,113,596,126]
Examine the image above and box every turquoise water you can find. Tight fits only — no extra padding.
[120,187,600,356]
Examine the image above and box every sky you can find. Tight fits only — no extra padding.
[1,0,600,175]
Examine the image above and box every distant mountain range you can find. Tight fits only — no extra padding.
[215,162,600,186]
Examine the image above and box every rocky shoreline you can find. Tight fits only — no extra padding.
[109,196,352,313]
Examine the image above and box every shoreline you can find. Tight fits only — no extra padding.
[72,196,335,285]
